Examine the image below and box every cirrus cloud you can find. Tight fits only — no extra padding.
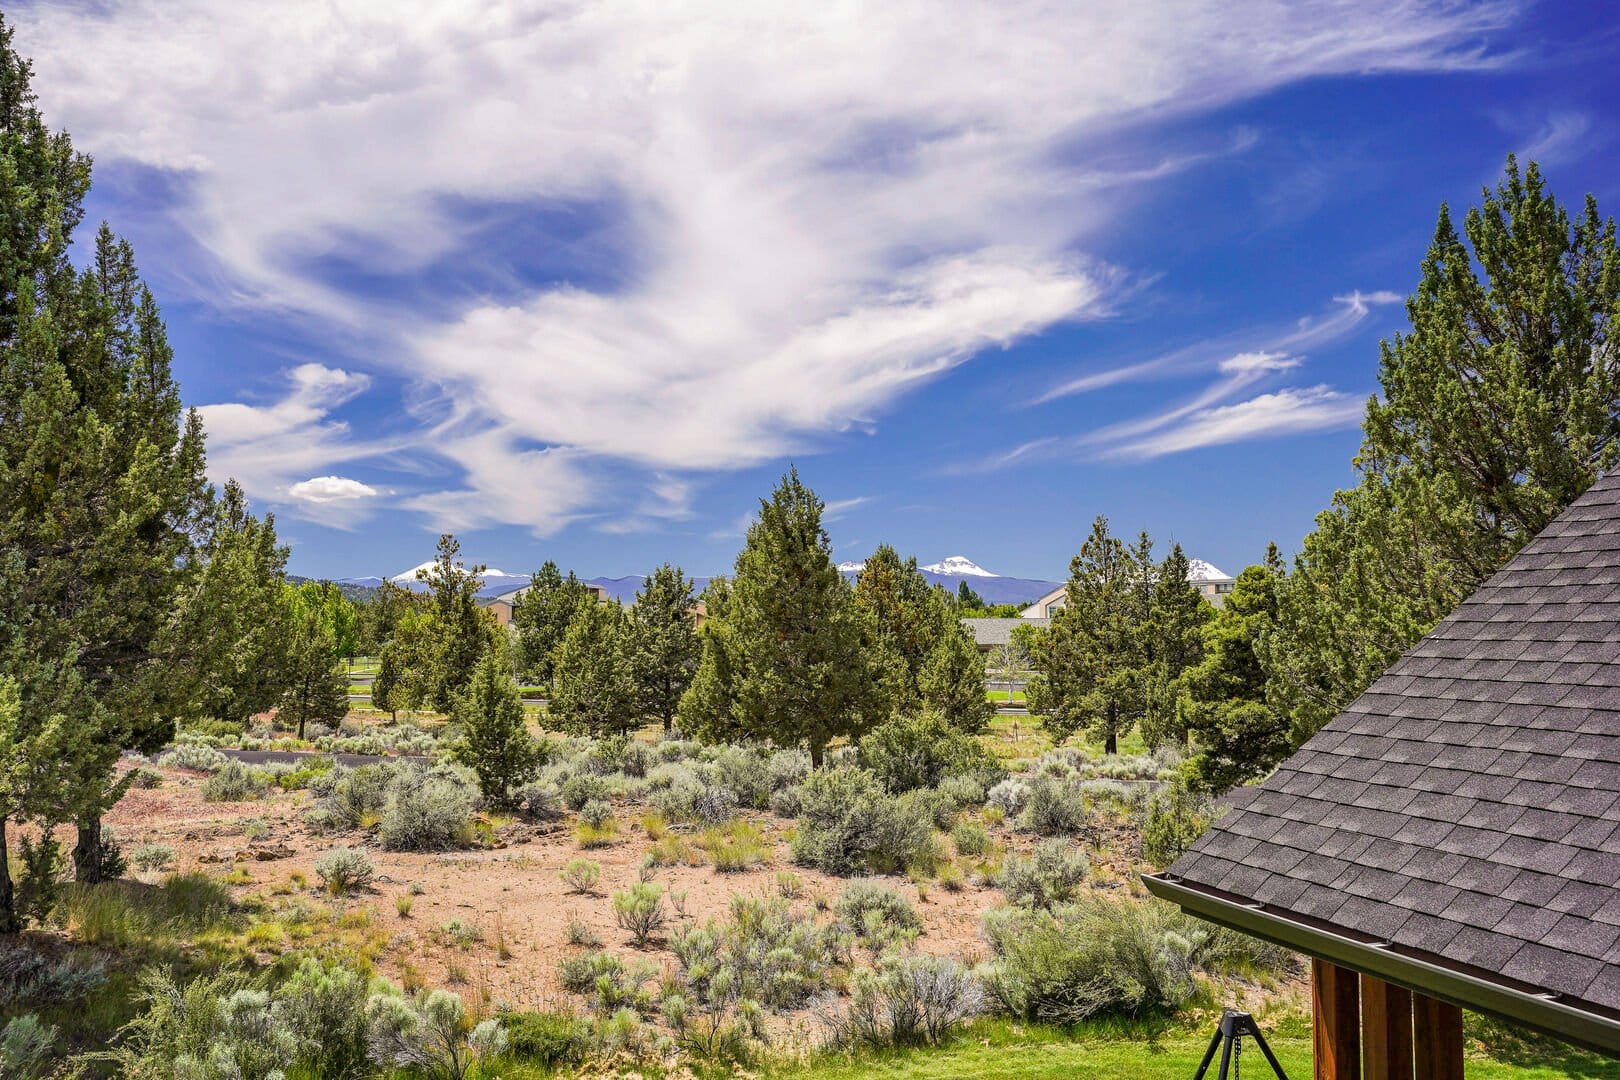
[12,1,1519,533]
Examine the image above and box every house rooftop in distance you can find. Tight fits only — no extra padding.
[1146,471,1620,1057]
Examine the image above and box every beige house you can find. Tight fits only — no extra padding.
[1018,585,1066,620]
[480,582,611,627]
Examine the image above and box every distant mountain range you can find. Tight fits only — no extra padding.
[330,553,1231,609]
[336,554,1065,607]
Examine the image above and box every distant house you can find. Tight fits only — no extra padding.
[1019,585,1066,620]
[479,581,610,627]
[963,616,1046,653]
[1189,559,1236,606]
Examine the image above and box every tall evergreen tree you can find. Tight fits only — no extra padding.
[626,564,700,732]
[550,598,636,736]
[1183,547,1289,793]
[679,469,884,764]
[276,588,349,740]
[417,534,494,711]
[854,545,948,713]
[1267,158,1620,738]
[511,560,593,688]
[355,580,422,656]
[451,642,541,808]
[1026,516,1145,753]
[917,618,995,733]
[676,577,740,742]
[372,608,437,720]
[1139,544,1213,746]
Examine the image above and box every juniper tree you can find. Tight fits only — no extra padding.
[1139,544,1212,747]
[417,534,494,711]
[626,564,699,732]
[918,617,995,734]
[1181,546,1290,793]
[1267,157,1620,739]
[675,577,741,742]
[854,545,947,714]
[1026,516,1145,753]
[451,643,540,808]
[679,469,884,765]
[373,609,437,720]
[550,597,636,736]
[511,560,593,688]
[277,588,350,739]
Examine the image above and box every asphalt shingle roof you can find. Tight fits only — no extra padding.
[1168,472,1620,1012]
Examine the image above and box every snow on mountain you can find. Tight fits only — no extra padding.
[921,555,998,577]
[388,560,512,584]
[1187,558,1231,581]
[836,560,866,573]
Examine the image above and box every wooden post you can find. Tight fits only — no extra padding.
[1362,974,1414,1080]
[1313,959,1361,1080]
[1413,992,1464,1080]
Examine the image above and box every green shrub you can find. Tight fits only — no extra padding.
[821,954,983,1048]
[1017,777,1088,835]
[858,712,1005,793]
[980,894,1198,1022]
[557,951,656,1014]
[379,770,474,852]
[792,765,929,876]
[950,820,990,857]
[366,987,505,1080]
[203,760,271,802]
[156,743,229,772]
[501,1010,592,1069]
[131,843,177,874]
[0,1014,57,1080]
[668,895,842,1011]
[578,798,614,829]
[315,847,376,895]
[1142,779,1215,868]
[561,772,612,810]
[128,766,164,789]
[15,835,63,926]
[612,884,667,948]
[709,745,773,808]
[986,777,1029,816]
[0,943,107,1007]
[996,839,1088,908]
[698,819,768,872]
[560,859,602,895]
[103,969,297,1080]
[280,958,371,1080]
[836,881,921,949]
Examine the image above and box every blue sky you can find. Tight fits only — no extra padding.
[15,2,1620,581]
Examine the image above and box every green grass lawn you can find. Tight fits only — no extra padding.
[767,1021,1620,1080]
[987,689,1027,703]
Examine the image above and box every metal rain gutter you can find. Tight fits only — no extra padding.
[1144,872,1620,1059]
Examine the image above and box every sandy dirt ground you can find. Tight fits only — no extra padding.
[99,761,1015,1016]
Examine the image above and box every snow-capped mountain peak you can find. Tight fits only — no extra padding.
[1186,558,1230,582]
[389,560,511,584]
[921,556,998,577]
[836,560,866,573]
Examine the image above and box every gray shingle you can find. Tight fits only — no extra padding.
[1166,472,1620,1019]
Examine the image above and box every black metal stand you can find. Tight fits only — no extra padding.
[1191,1009,1290,1080]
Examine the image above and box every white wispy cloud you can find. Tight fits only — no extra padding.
[963,289,1401,471]
[1101,386,1364,459]
[14,1,1517,532]
[197,364,406,525]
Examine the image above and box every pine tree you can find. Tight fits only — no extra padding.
[1139,544,1213,747]
[918,619,995,733]
[854,545,947,713]
[372,609,437,720]
[626,564,699,732]
[1184,547,1289,793]
[418,534,494,712]
[550,598,636,736]
[277,588,349,739]
[1267,158,1620,739]
[356,580,422,656]
[451,643,541,808]
[956,580,986,610]
[679,469,884,764]
[1026,516,1145,753]
[511,561,593,688]
[676,577,741,742]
